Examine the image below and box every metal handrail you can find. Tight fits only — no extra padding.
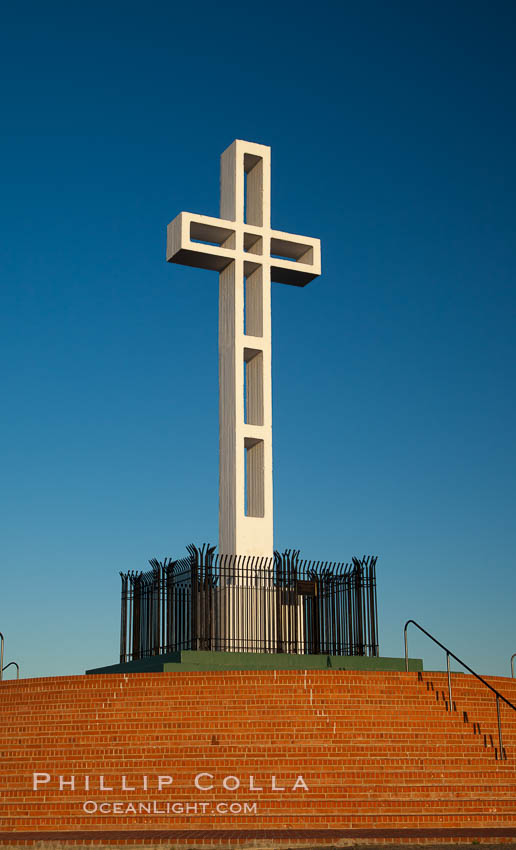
[1,662,19,680]
[404,619,516,760]
[511,654,516,678]
[0,634,20,682]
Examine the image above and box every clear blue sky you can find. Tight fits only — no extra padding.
[1,1,515,679]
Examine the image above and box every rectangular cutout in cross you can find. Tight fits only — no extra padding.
[270,236,313,265]
[244,267,263,337]
[244,232,263,255]
[244,437,265,517]
[244,348,264,426]
[244,153,263,227]
[190,220,235,248]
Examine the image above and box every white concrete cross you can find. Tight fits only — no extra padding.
[167,140,321,557]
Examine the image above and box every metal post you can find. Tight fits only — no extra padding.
[447,651,452,711]
[0,632,3,682]
[511,653,516,678]
[120,574,127,663]
[404,623,409,672]
[496,694,504,759]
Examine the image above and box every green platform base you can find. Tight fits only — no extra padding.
[86,650,423,675]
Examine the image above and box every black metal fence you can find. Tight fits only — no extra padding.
[120,545,379,662]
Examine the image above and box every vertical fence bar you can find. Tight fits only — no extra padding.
[153,567,160,656]
[355,559,364,656]
[191,550,198,651]
[372,557,379,656]
[276,554,283,653]
[119,575,127,663]
[314,578,320,655]
[161,563,166,652]
[132,576,141,660]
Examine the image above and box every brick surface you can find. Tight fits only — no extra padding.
[0,670,516,845]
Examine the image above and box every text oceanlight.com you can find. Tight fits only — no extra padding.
[82,801,257,815]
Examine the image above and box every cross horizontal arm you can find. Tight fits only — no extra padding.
[167,212,321,287]
[269,227,321,286]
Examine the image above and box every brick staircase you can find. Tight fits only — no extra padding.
[1,669,516,844]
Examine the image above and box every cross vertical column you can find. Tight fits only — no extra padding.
[218,140,273,557]
[167,139,321,564]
